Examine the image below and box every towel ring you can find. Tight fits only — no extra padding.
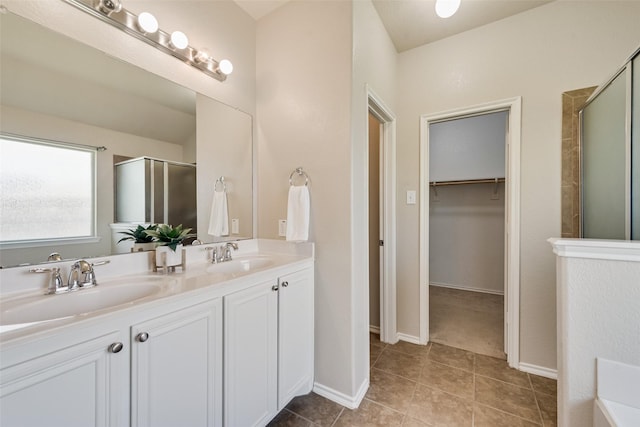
[215,176,226,192]
[289,167,309,186]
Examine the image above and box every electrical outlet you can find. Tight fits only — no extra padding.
[278,219,287,237]
[231,218,239,234]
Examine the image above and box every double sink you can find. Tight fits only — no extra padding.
[0,255,275,330]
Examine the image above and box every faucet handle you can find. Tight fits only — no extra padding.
[30,266,67,294]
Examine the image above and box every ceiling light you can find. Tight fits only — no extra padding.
[217,59,233,76]
[137,12,158,34]
[170,31,189,50]
[435,0,461,19]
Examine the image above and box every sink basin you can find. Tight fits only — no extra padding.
[206,256,274,275]
[0,277,167,326]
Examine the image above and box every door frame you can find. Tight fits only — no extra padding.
[367,86,397,343]
[419,97,521,367]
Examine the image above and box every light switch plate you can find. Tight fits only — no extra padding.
[406,190,417,205]
[278,219,287,237]
[231,218,239,234]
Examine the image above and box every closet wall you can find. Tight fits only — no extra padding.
[429,111,507,294]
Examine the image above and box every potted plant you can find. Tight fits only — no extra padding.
[117,224,157,252]
[145,224,194,267]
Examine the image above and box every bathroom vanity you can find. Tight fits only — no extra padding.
[0,240,314,427]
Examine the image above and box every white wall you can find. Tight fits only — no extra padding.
[256,0,356,402]
[256,0,396,405]
[551,239,640,427]
[430,184,505,294]
[352,0,398,400]
[395,0,640,371]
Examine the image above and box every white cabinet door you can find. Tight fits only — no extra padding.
[224,280,278,427]
[131,299,223,427]
[278,268,314,409]
[0,330,127,427]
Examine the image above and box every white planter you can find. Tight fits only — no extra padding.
[132,242,156,252]
[155,244,184,267]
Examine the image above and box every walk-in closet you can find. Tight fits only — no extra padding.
[428,110,508,359]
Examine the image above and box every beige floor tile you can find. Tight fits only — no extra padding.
[475,376,541,423]
[535,391,558,427]
[366,368,417,413]
[529,375,557,397]
[407,384,473,426]
[401,417,431,426]
[418,359,474,399]
[475,354,530,388]
[473,403,541,426]
[333,399,404,427]
[285,393,343,427]
[429,286,505,359]
[427,343,475,372]
[267,409,313,427]
[387,340,431,357]
[374,348,425,380]
[370,342,385,366]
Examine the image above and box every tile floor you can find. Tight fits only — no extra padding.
[430,286,505,360]
[269,335,557,426]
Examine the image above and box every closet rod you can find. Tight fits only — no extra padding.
[430,177,505,187]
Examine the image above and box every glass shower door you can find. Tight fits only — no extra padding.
[633,55,639,239]
[581,69,628,239]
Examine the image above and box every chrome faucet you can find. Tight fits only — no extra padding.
[222,242,238,262]
[206,242,238,263]
[31,259,110,294]
[68,260,92,290]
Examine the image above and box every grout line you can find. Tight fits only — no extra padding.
[529,373,546,426]
[474,402,543,426]
[328,407,344,427]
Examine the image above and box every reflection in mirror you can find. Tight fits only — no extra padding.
[0,11,253,267]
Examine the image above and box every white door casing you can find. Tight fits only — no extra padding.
[419,97,521,367]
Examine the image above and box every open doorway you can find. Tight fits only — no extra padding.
[368,112,382,335]
[419,97,522,368]
[367,88,397,345]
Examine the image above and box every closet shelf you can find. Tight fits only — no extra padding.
[430,177,505,187]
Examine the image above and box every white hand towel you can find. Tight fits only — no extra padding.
[286,185,310,242]
[208,190,229,237]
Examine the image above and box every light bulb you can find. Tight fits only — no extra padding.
[194,50,210,64]
[137,12,158,34]
[97,0,122,14]
[170,31,189,50]
[435,0,461,18]
[218,59,233,75]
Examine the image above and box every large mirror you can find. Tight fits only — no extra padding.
[0,12,253,268]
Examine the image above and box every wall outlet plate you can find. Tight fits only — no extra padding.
[231,218,239,234]
[278,219,287,237]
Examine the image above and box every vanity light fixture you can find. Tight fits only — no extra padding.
[136,12,158,34]
[62,0,233,82]
[435,0,461,18]
[170,31,189,50]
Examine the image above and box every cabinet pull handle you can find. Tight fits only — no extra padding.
[272,284,279,291]
[136,332,150,343]
[109,342,124,353]
[281,281,289,287]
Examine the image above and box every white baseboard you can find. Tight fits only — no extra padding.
[519,362,557,380]
[430,281,504,296]
[312,378,369,410]
[369,325,380,335]
[397,333,422,345]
